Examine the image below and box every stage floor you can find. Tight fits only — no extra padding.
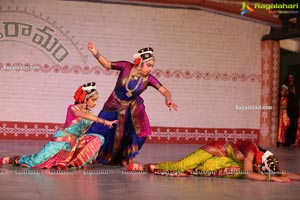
[0,140,299,200]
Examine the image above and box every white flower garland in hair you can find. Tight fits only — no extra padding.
[262,151,273,163]
[260,150,274,173]
[82,85,96,91]
[133,50,154,59]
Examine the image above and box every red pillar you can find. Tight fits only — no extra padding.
[259,40,280,146]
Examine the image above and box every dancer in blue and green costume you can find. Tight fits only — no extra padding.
[87,43,178,166]
[0,82,118,169]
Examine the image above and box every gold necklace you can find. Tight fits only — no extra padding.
[125,70,143,97]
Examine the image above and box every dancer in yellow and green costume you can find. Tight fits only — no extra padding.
[146,140,300,182]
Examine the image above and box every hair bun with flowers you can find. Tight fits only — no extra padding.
[74,82,97,104]
[133,47,155,65]
[256,149,280,174]
[82,82,96,92]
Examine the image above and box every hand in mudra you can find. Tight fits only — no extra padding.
[105,120,118,129]
[166,100,178,111]
[88,42,97,54]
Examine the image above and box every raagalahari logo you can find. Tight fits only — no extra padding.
[240,1,299,15]
[240,2,254,15]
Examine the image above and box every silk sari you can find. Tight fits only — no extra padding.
[17,105,104,169]
[156,141,252,178]
[86,61,162,165]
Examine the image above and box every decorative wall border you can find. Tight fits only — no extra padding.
[0,121,259,144]
[0,63,261,82]
[148,127,258,144]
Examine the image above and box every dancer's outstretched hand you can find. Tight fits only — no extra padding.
[105,120,118,129]
[166,100,178,111]
[271,176,291,183]
[88,42,97,55]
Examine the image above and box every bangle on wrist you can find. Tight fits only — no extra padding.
[165,99,172,106]
[94,51,101,59]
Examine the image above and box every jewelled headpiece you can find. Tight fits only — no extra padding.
[74,82,97,104]
[256,146,280,175]
[133,47,155,64]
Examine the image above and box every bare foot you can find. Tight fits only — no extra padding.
[0,157,10,164]
[126,162,143,171]
[144,163,158,172]
[122,158,133,167]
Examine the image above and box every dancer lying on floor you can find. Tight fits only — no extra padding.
[0,82,118,169]
[145,140,300,182]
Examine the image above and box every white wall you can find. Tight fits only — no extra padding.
[0,0,269,131]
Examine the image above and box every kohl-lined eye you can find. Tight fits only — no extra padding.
[146,63,154,67]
